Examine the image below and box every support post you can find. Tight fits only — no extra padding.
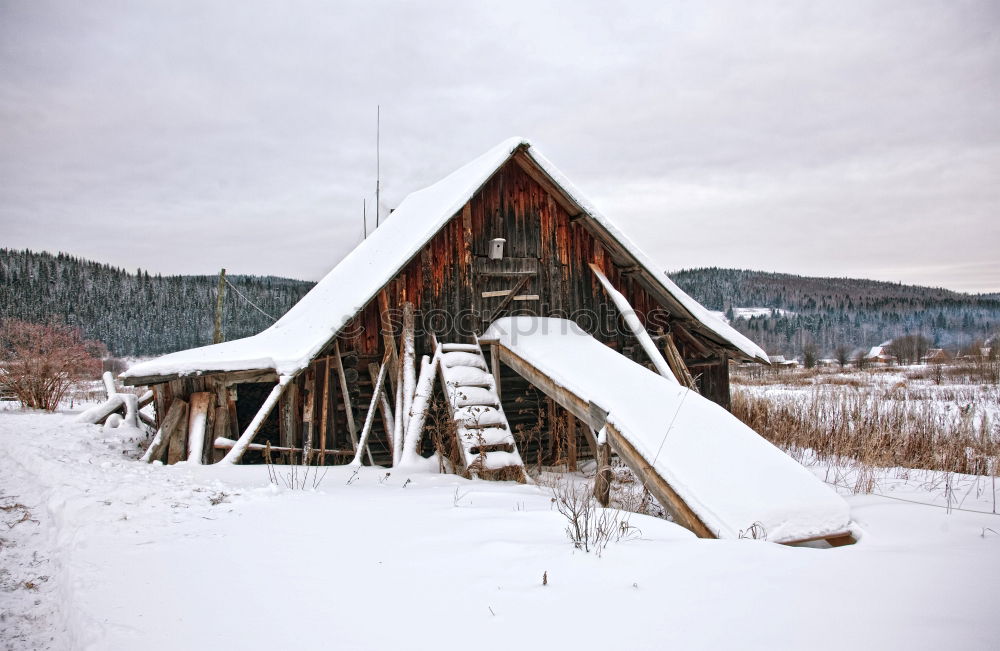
[589,263,675,381]
[318,358,330,465]
[186,391,215,464]
[279,381,299,464]
[141,399,188,463]
[302,368,315,464]
[351,357,390,466]
[369,362,396,452]
[213,268,226,344]
[220,380,287,464]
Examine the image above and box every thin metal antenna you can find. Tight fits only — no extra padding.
[363,199,367,239]
[375,104,380,228]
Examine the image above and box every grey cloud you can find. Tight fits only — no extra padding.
[1,0,997,291]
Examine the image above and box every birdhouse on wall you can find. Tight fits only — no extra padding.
[489,238,506,260]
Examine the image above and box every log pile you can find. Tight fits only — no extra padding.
[77,371,154,430]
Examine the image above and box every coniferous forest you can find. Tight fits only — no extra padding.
[2,249,997,360]
[670,267,1000,358]
[0,249,314,356]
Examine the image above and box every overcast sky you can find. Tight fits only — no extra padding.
[2,1,997,292]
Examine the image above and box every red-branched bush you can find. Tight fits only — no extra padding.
[0,319,105,410]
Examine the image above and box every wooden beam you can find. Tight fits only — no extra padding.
[186,391,215,464]
[511,150,580,216]
[605,423,716,539]
[166,402,190,465]
[214,438,352,457]
[494,341,716,538]
[302,368,315,464]
[377,290,400,394]
[590,263,676,382]
[318,358,330,465]
[211,405,230,463]
[565,411,577,472]
[140,399,188,463]
[279,381,299,464]
[351,356,390,465]
[369,362,396,453]
[661,333,698,391]
[489,342,502,401]
[333,341,359,450]
[122,368,279,388]
[219,381,286,464]
[673,323,712,358]
[487,275,531,322]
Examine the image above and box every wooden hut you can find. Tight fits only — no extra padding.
[122,137,768,478]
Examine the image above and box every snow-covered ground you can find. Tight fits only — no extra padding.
[2,406,998,650]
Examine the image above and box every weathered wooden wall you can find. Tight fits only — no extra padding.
[152,157,733,464]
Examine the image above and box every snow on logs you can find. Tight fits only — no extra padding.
[78,371,151,429]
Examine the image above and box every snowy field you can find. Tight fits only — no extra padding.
[2,405,998,650]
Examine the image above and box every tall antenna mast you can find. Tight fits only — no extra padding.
[363,199,367,239]
[375,105,381,228]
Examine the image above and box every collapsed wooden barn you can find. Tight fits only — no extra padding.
[122,137,854,544]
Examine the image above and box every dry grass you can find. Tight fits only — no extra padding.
[732,385,998,482]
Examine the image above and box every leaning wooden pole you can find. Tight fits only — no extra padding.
[589,263,676,382]
[219,378,288,464]
[141,399,188,463]
[351,357,389,466]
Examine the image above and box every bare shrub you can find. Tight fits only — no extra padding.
[549,479,640,555]
[263,443,328,489]
[0,319,105,410]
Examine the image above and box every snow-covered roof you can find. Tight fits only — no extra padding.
[483,317,851,542]
[123,137,767,383]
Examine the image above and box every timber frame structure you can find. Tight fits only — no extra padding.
[123,137,769,480]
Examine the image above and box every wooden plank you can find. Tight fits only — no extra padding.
[186,391,215,464]
[123,368,279,388]
[211,405,230,463]
[590,263,675,381]
[511,150,580,215]
[481,289,512,298]
[220,382,286,464]
[141,399,188,463]
[334,341,359,450]
[489,342,501,401]
[351,356,390,465]
[152,385,166,430]
[511,295,539,301]
[214,438,353,457]
[226,385,239,439]
[487,275,531,322]
[661,333,698,391]
[605,423,715,538]
[369,362,396,452]
[565,412,577,472]
[318,358,330,465]
[166,401,191,465]
[494,340,716,538]
[377,290,400,393]
[279,381,299,464]
[302,368,315,464]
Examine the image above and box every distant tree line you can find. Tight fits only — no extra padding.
[0,249,315,356]
[671,267,999,359]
